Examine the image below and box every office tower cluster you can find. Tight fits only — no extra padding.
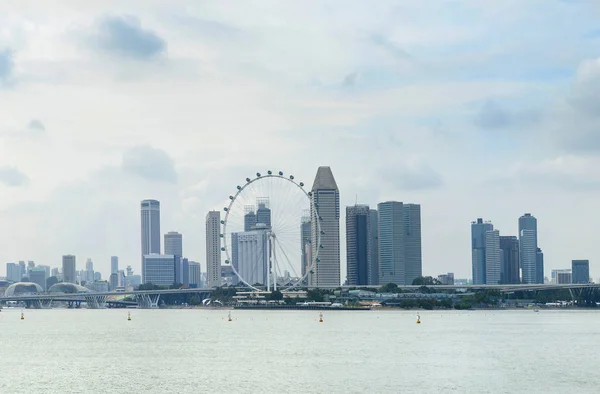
[471,213,545,285]
[346,200,422,286]
[140,200,203,288]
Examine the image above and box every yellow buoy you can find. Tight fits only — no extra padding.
[127,311,131,321]
[319,312,323,323]
[416,314,421,324]
[228,311,232,322]
[20,311,24,320]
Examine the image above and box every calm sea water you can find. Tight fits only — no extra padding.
[0,308,598,393]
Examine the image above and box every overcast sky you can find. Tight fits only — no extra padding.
[1,1,600,281]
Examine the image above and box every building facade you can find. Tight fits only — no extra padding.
[164,231,183,257]
[142,254,176,286]
[111,256,119,274]
[29,268,48,291]
[572,260,590,284]
[206,211,222,287]
[62,255,76,284]
[6,263,21,282]
[471,218,493,285]
[378,201,405,285]
[235,228,269,286]
[188,261,201,288]
[346,204,371,286]
[403,203,422,285]
[499,236,520,284]
[141,200,161,283]
[519,213,539,284]
[300,211,311,283]
[369,209,379,286]
[485,229,501,285]
[309,166,340,288]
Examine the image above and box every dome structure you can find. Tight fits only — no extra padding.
[4,282,43,297]
[48,283,91,294]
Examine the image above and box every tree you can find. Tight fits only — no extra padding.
[306,289,324,302]
[412,276,441,286]
[269,290,283,301]
[379,283,399,293]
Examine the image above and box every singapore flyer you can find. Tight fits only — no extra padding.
[221,171,321,292]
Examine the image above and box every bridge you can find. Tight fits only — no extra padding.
[337,284,600,293]
[0,288,214,309]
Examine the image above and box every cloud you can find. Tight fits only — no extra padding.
[343,72,359,87]
[382,159,443,191]
[473,99,540,130]
[568,58,600,117]
[90,15,166,60]
[121,146,178,183]
[27,119,45,132]
[0,167,29,187]
[371,34,411,61]
[0,49,14,86]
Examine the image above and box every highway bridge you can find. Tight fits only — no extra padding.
[0,288,214,309]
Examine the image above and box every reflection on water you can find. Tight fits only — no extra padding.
[0,309,598,393]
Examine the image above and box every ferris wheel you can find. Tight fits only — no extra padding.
[221,171,322,292]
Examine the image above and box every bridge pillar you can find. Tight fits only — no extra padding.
[135,294,161,309]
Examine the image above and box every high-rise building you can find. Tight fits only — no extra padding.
[62,255,77,284]
[111,256,119,274]
[471,218,494,285]
[84,258,94,283]
[109,273,118,290]
[19,261,26,279]
[309,166,340,288]
[346,204,371,286]
[6,263,20,282]
[572,260,590,284]
[29,267,48,291]
[143,254,176,286]
[188,261,201,288]
[256,198,272,228]
[536,248,544,284]
[403,204,422,285]
[182,258,189,287]
[94,272,102,281]
[552,269,572,284]
[244,206,257,231]
[235,227,269,286]
[369,209,379,286]
[141,199,161,283]
[519,213,539,284]
[27,261,35,272]
[39,265,51,280]
[206,211,221,287]
[164,231,183,257]
[485,229,501,285]
[520,229,537,284]
[499,236,520,284]
[437,272,455,285]
[378,201,405,285]
[300,211,311,282]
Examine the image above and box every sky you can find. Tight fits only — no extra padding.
[1,0,600,281]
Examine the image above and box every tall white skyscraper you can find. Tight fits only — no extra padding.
[309,166,340,288]
[377,201,405,285]
[485,229,501,284]
[111,256,119,274]
[519,213,539,284]
[62,255,76,284]
[206,211,221,288]
[403,203,422,285]
[141,200,161,283]
[164,231,183,257]
[471,218,494,285]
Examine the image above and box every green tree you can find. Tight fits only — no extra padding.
[269,290,283,301]
[379,283,399,293]
[412,276,441,286]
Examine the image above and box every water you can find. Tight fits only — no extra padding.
[0,308,598,393]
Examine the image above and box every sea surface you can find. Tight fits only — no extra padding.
[0,308,598,393]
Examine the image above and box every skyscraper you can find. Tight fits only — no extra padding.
[536,248,544,284]
[485,229,501,285]
[378,201,404,285]
[6,263,20,282]
[346,204,371,286]
[19,261,26,279]
[499,236,519,284]
[142,254,176,286]
[85,258,94,283]
[244,206,257,231]
[164,231,183,257]
[188,261,201,288]
[471,218,494,285]
[29,267,47,291]
[62,255,76,284]
[206,211,221,288]
[300,211,311,282]
[369,209,379,286]
[141,199,161,283]
[111,256,119,274]
[572,260,590,284]
[182,258,189,287]
[309,166,340,288]
[235,227,269,286]
[519,213,538,284]
[403,204,422,285]
[256,198,271,228]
